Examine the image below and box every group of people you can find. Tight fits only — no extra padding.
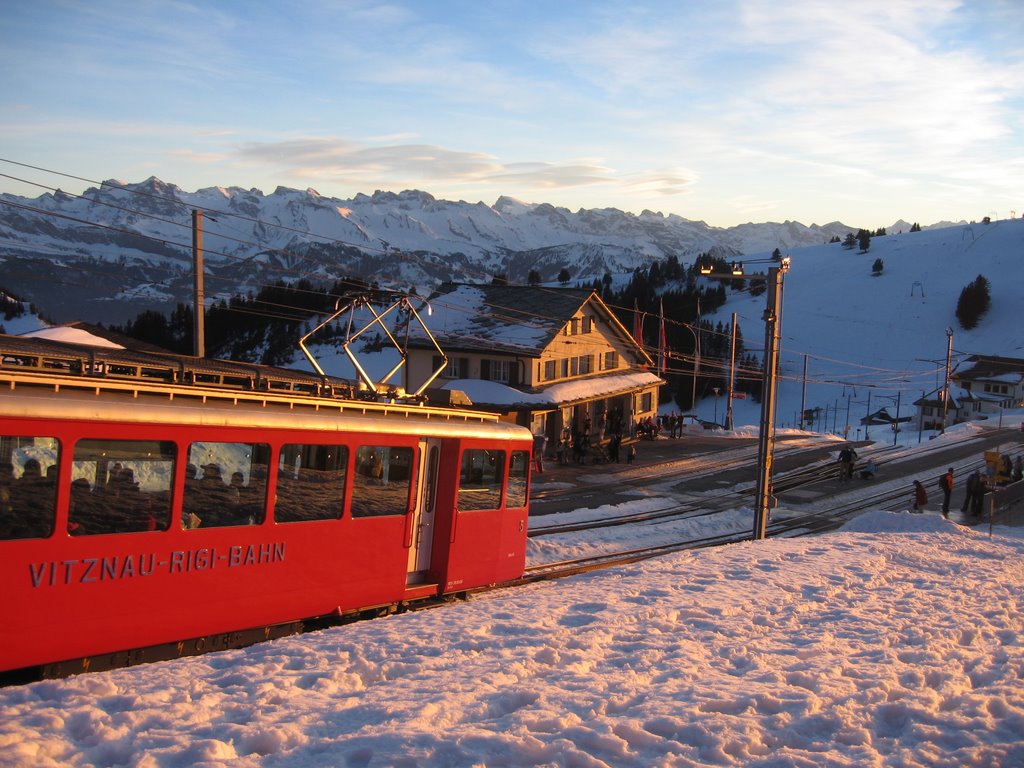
[912,459,1023,518]
[836,446,878,481]
[533,409,640,472]
[0,458,56,539]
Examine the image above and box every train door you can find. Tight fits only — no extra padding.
[407,438,440,582]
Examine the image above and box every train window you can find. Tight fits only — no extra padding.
[0,435,59,540]
[69,439,175,535]
[457,449,506,511]
[351,446,413,517]
[507,450,530,508]
[275,444,348,523]
[184,442,270,529]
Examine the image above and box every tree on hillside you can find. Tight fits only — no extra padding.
[842,233,857,250]
[771,248,782,261]
[527,269,541,286]
[874,227,887,237]
[910,222,922,232]
[956,275,992,330]
[557,267,571,285]
[857,229,871,252]
[1,287,26,321]
[871,258,884,276]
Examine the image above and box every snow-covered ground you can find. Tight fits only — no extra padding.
[2,506,1022,767]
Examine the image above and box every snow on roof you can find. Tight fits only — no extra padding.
[415,283,604,356]
[443,370,663,408]
[21,326,124,349]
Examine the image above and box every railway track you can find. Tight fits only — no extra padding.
[521,429,1021,584]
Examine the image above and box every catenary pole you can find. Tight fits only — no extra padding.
[192,209,205,358]
[753,264,787,540]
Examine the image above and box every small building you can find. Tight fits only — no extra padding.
[914,354,1024,430]
[406,283,663,447]
[952,355,1024,412]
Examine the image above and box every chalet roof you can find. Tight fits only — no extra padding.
[953,355,1024,383]
[413,283,649,362]
[443,370,664,409]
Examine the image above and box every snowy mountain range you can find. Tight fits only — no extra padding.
[0,177,947,325]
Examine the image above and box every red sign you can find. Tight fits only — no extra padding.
[732,392,746,400]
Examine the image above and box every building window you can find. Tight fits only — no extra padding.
[432,355,466,378]
[487,359,511,383]
[582,316,594,333]
[603,351,618,370]
[447,358,466,378]
[544,360,556,381]
[641,392,653,412]
[579,354,592,375]
[560,358,569,378]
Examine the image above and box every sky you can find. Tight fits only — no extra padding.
[2,1,1022,229]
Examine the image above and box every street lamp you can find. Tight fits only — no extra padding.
[678,321,701,412]
[700,257,791,540]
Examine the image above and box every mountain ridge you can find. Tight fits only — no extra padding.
[0,176,968,325]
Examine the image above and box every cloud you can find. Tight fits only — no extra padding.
[237,138,637,192]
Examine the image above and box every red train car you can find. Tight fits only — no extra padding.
[0,335,533,679]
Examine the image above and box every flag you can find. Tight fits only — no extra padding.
[633,299,643,346]
[658,298,667,374]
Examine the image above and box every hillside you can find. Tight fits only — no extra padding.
[699,217,1024,431]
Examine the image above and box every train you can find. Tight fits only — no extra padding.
[0,333,534,681]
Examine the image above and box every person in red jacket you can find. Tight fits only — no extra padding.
[911,480,928,513]
[938,468,954,518]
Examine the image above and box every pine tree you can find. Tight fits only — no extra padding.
[857,229,872,252]
[871,258,884,275]
[956,275,992,330]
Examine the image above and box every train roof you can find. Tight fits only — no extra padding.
[0,334,531,440]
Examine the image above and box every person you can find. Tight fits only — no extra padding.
[627,443,637,464]
[608,432,621,463]
[859,459,876,480]
[970,472,987,517]
[911,480,928,513]
[230,471,246,500]
[0,461,12,515]
[532,433,547,474]
[837,446,856,482]
[938,468,954,518]
[1014,455,1023,483]
[961,470,979,514]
